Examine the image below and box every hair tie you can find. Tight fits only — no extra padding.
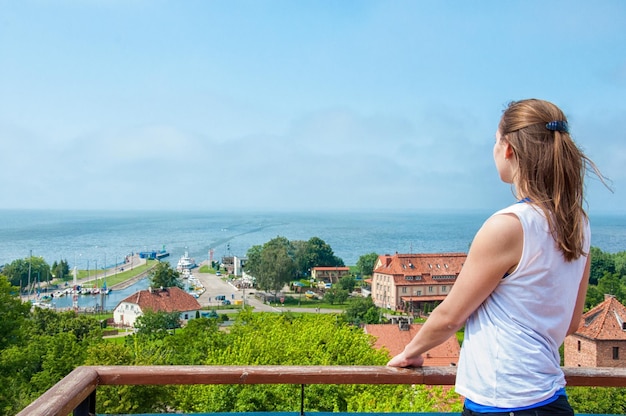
[546,121,569,133]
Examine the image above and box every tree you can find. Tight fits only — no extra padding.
[134,310,182,338]
[614,251,626,277]
[174,313,397,413]
[293,237,344,277]
[258,237,296,295]
[337,275,356,293]
[597,272,625,303]
[584,284,604,310]
[245,237,296,295]
[568,386,626,415]
[0,276,31,349]
[29,308,102,342]
[356,252,379,277]
[244,244,263,278]
[324,287,349,305]
[590,246,615,285]
[51,259,70,282]
[343,295,381,325]
[149,262,182,289]
[2,256,51,290]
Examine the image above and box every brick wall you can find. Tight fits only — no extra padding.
[565,336,626,367]
[564,336,597,367]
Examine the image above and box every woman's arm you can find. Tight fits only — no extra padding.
[387,213,523,368]
[567,255,591,336]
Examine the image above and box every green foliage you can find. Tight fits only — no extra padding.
[585,247,626,309]
[247,237,296,294]
[133,310,182,339]
[293,237,345,277]
[568,386,626,414]
[356,252,379,277]
[337,275,356,292]
[172,312,395,413]
[0,277,30,349]
[342,295,381,324]
[29,308,102,342]
[246,236,345,291]
[1,304,103,415]
[323,287,349,305]
[50,259,71,282]
[597,272,625,302]
[84,341,174,414]
[2,256,53,289]
[149,261,182,289]
[590,246,616,285]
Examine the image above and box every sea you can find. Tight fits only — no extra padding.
[2,209,625,310]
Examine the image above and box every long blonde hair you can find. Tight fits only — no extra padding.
[499,99,605,261]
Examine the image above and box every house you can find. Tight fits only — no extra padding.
[565,294,626,368]
[311,266,351,284]
[364,317,460,366]
[371,252,466,314]
[233,256,247,276]
[113,286,202,328]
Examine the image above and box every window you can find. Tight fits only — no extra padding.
[442,285,447,293]
[402,287,407,294]
[417,290,422,296]
[613,347,619,360]
[577,340,581,351]
[429,286,434,293]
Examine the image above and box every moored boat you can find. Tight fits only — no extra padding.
[177,251,196,271]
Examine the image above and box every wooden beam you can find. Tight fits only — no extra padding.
[16,366,98,416]
[16,365,626,416]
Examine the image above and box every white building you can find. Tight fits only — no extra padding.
[113,286,202,328]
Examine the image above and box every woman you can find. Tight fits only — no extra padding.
[387,99,607,415]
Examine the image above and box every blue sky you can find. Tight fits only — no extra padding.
[1,1,625,214]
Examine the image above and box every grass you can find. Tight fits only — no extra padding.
[50,260,159,289]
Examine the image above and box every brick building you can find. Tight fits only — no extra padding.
[565,294,626,367]
[371,252,466,314]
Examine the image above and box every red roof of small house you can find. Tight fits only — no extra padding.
[574,295,626,340]
[312,267,350,271]
[364,323,460,366]
[117,286,201,313]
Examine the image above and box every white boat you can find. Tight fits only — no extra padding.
[177,251,196,271]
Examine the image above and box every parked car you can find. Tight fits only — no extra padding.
[222,299,231,305]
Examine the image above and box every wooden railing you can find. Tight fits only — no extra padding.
[17,365,626,416]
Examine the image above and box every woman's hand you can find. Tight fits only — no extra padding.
[387,351,424,368]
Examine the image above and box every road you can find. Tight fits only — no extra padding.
[191,262,343,314]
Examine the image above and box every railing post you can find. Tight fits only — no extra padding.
[300,384,305,416]
[73,389,95,416]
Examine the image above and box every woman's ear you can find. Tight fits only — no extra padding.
[504,142,515,160]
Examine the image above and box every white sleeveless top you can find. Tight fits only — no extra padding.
[455,202,590,408]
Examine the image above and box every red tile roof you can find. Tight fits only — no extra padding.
[374,253,466,285]
[364,323,460,366]
[118,286,201,313]
[575,295,626,340]
[312,267,350,271]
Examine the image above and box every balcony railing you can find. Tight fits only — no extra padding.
[17,365,626,416]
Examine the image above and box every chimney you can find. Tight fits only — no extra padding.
[398,317,410,331]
